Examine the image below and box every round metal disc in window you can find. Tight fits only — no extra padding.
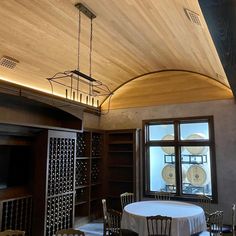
[161,134,175,155]
[186,164,207,187]
[186,133,207,155]
[161,164,176,185]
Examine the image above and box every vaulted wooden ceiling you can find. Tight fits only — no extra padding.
[0,0,233,111]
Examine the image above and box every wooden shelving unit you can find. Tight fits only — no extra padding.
[105,129,140,211]
[74,130,104,225]
[0,125,41,236]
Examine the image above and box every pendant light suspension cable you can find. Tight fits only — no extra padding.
[76,10,81,101]
[89,17,93,99]
[47,3,113,111]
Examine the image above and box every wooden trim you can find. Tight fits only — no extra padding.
[0,91,83,131]
[101,69,231,106]
[0,79,100,116]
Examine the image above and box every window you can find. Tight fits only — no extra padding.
[143,116,217,201]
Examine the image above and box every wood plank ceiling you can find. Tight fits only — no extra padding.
[0,0,233,110]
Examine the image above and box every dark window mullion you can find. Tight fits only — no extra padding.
[174,121,181,196]
[179,141,211,146]
[146,141,175,146]
[145,145,151,193]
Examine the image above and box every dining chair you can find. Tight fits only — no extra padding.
[102,198,110,236]
[107,209,138,236]
[154,191,171,201]
[221,203,236,235]
[120,192,134,210]
[146,215,172,236]
[196,210,223,236]
[0,230,25,236]
[107,209,121,236]
[196,194,212,222]
[232,204,235,236]
[55,228,85,236]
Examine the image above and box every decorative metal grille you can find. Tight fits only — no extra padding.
[45,194,74,236]
[0,196,32,236]
[46,135,75,236]
[48,138,75,196]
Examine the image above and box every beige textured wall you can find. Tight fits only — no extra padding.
[83,112,101,130]
[85,99,236,223]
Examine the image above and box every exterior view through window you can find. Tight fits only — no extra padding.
[143,116,217,201]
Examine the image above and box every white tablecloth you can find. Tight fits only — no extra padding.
[121,200,206,236]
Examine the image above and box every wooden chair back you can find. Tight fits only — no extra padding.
[55,229,85,236]
[0,230,25,236]
[146,215,172,236]
[232,204,235,236]
[120,192,134,210]
[154,191,171,201]
[197,195,212,215]
[107,209,122,236]
[102,198,108,220]
[102,199,110,235]
[208,211,223,235]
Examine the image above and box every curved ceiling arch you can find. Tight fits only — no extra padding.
[0,0,232,110]
[101,70,233,110]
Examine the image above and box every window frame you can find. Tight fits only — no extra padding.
[143,116,218,202]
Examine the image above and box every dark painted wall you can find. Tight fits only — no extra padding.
[199,0,236,96]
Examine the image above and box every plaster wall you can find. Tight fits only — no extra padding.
[83,112,101,130]
[85,99,236,224]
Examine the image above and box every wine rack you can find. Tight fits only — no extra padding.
[92,133,102,157]
[48,138,75,196]
[77,133,88,157]
[46,133,75,236]
[32,130,76,236]
[91,160,100,184]
[75,188,88,204]
[74,130,104,225]
[45,193,74,236]
[75,159,89,187]
[0,195,32,236]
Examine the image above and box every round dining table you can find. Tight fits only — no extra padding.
[121,200,207,236]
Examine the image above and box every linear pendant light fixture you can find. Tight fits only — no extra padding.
[47,3,112,108]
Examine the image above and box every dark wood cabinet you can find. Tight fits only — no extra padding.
[0,125,39,236]
[105,129,140,210]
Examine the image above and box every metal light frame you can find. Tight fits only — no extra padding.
[47,3,112,107]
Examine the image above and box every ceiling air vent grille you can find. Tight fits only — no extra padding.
[184,8,202,26]
[0,56,19,69]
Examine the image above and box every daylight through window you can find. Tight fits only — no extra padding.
[143,116,217,201]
